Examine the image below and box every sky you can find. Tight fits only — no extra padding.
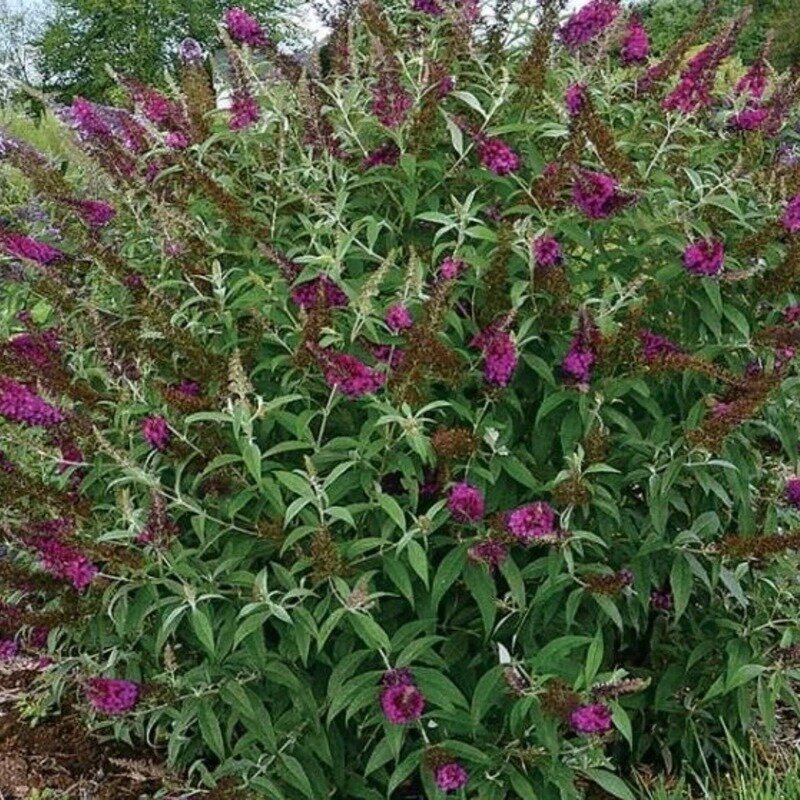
[298,0,592,42]
[4,0,593,41]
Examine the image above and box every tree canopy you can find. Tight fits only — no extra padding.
[37,0,290,102]
[635,0,800,69]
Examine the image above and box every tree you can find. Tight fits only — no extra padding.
[0,0,49,103]
[37,0,290,102]
[635,0,800,69]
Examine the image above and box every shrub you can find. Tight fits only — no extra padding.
[2,2,800,798]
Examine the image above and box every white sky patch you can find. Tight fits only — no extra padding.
[295,0,593,45]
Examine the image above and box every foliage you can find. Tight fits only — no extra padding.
[637,741,800,799]
[2,1,800,799]
[37,0,291,102]
[634,0,800,69]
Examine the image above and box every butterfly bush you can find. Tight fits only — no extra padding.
[2,1,800,798]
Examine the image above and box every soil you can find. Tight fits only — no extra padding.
[0,659,168,800]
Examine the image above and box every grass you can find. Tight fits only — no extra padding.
[0,107,75,160]
[636,737,800,799]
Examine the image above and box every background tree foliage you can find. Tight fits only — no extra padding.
[37,0,291,102]
[635,0,800,68]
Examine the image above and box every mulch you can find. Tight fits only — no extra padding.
[0,660,168,800]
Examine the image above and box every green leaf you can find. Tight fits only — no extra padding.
[499,555,526,609]
[584,628,604,685]
[414,667,469,709]
[508,769,539,800]
[278,753,315,799]
[276,470,315,499]
[233,611,268,649]
[726,664,766,692]
[396,635,444,667]
[383,555,415,606]
[406,539,429,588]
[470,667,504,725]
[242,441,262,482]
[611,702,633,748]
[190,608,215,655]
[535,391,574,426]
[582,769,635,800]
[431,546,467,610]
[670,553,692,622]
[197,700,225,758]
[378,493,406,531]
[530,635,592,670]
[501,457,540,490]
[364,737,395,777]
[463,562,497,637]
[349,613,391,652]
[387,751,422,796]
[443,111,464,155]
[593,595,623,632]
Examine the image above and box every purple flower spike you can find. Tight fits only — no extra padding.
[683,238,724,277]
[224,7,269,47]
[142,415,171,451]
[570,703,613,734]
[436,762,469,792]
[447,482,485,522]
[85,678,140,715]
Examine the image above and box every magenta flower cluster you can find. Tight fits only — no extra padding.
[319,350,386,397]
[471,323,518,386]
[68,97,114,140]
[736,59,768,100]
[781,195,800,234]
[532,234,563,269]
[468,539,508,570]
[565,83,587,117]
[785,477,800,509]
[507,501,557,542]
[85,677,140,715]
[179,38,204,64]
[380,669,426,724]
[639,330,680,362]
[372,73,413,128]
[412,0,443,14]
[224,7,269,47]
[0,378,65,428]
[385,304,414,332]
[730,107,768,132]
[229,94,261,131]
[6,328,60,370]
[572,170,631,219]
[32,536,98,591]
[447,482,485,522]
[621,15,650,64]
[569,703,613,734]
[683,238,724,277]
[0,639,19,661]
[477,136,521,176]
[662,26,736,114]
[291,275,349,310]
[435,761,469,792]
[0,230,64,265]
[559,0,620,50]
[362,142,400,170]
[141,415,171,451]
[439,256,466,281]
[562,311,599,388]
[650,589,673,610]
[67,199,116,228]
